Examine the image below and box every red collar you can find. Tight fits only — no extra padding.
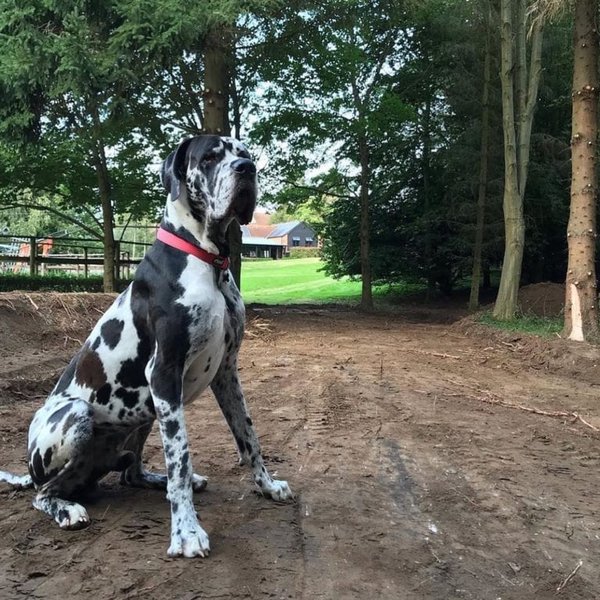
[156,227,230,270]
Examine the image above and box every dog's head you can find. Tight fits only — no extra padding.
[161,136,257,229]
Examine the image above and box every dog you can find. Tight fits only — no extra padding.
[0,135,293,558]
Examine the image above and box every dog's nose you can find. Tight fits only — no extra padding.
[231,159,256,177]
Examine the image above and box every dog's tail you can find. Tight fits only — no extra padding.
[0,470,33,489]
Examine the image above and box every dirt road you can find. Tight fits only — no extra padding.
[0,293,599,599]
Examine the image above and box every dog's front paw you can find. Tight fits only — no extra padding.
[260,479,294,502]
[167,522,210,558]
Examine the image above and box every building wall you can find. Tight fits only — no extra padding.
[285,223,317,248]
[241,244,283,259]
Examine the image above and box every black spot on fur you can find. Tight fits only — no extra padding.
[30,450,45,483]
[116,388,139,409]
[118,408,126,420]
[235,436,245,455]
[245,441,252,454]
[92,336,101,351]
[165,419,179,439]
[96,383,112,405]
[62,413,77,435]
[145,396,156,415]
[117,355,149,389]
[171,502,179,513]
[179,451,189,480]
[101,319,125,350]
[57,509,69,523]
[48,404,71,424]
[246,417,253,426]
[43,448,53,468]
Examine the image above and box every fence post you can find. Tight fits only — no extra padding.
[29,237,37,276]
[83,247,89,278]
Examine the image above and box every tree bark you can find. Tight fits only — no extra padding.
[90,103,116,293]
[469,4,492,311]
[358,132,373,311]
[94,147,116,293]
[493,0,543,320]
[203,27,243,288]
[563,0,599,341]
[422,96,434,299]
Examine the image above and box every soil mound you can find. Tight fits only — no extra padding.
[518,282,564,317]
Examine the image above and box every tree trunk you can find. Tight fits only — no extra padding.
[422,96,434,299]
[90,103,116,293]
[95,149,116,293]
[563,0,599,341]
[203,27,243,288]
[358,133,373,311]
[469,4,492,312]
[493,0,543,320]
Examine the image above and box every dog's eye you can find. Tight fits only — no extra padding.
[203,153,217,164]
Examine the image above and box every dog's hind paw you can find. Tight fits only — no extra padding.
[56,503,90,530]
[192,473,208,492]
[167,523,210,558]
[260,479,294,502]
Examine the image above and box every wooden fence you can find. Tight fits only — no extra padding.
[0,235,152,279]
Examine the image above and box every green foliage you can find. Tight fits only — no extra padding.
[288,247,321,259]
[246,1,575,297]
[0,273,131,292]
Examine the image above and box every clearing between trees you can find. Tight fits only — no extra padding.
[0,293,599,599]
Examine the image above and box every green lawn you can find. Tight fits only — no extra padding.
[240,257,419,304]
[240,257,360,304]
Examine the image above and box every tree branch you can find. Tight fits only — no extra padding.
[0,202,102,240]
[78,203,103,231]
[282,180,357,200]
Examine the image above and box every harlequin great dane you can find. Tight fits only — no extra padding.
[0,135,293,558]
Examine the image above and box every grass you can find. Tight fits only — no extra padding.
[0,258,421,305]
[477,312,563,338]
[241,257,420,304]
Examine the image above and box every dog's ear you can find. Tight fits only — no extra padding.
[160,138,194,201]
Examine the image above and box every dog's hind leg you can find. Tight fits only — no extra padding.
[33,460,92,530]
[28,398,94,529]
[210,361,293,502]
[120,422,207,492]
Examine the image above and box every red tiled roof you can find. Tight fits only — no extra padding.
[245,224,276,238]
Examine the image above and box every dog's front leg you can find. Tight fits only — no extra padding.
[149,362,209,558]
[211,360,293,502]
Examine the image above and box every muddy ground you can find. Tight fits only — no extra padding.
[0,292,599,599]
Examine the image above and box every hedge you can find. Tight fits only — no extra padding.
[0,274,131,292]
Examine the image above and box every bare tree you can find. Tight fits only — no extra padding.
[563,0,599,340]
[202,27,243,288]
[469,1,493,311]
[493,0,544,320]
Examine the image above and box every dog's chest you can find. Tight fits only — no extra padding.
[177,261,228,402]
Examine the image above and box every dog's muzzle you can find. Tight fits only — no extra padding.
[230,159,257,225]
